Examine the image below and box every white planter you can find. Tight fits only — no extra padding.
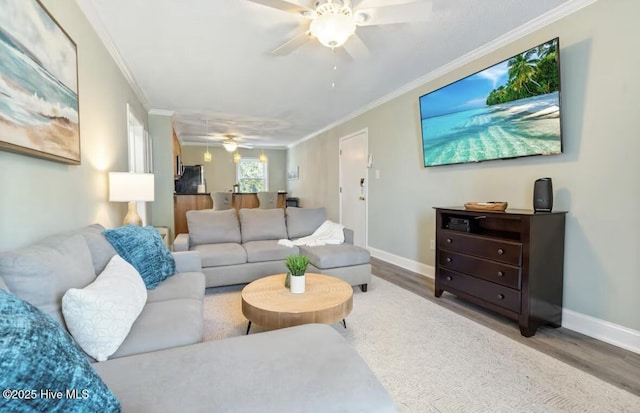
[290,274,305,294]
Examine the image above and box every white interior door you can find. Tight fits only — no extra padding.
[339,130,368,248]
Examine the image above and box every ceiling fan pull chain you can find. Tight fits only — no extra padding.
[331,47,337,89]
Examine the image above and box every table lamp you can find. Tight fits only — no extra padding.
[108,172,155,226]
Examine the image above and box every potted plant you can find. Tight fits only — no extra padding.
[285,254,309,294]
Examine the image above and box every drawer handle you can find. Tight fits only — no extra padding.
[497,271,504,277]
[446,238,452,243]
[497,248,505,255]
[446,257,452,263]
[497,294,505,300]
[446,276,452,281]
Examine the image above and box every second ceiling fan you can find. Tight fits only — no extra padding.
[248,0,433,59]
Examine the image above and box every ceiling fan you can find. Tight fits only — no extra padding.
[181,133,255,151]
[248,0,433,58]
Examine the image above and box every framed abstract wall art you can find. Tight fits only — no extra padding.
[0,0,80,164]
[287,166,299,180]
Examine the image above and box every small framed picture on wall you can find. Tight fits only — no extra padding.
[287,166,299,180]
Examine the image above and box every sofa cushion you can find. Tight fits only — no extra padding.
[62,255,147,361]
[187,209,241,246]
[192,243,247,267]
[76,224,117,274]
[111,298,203,358]
[243,240,300,263]
[239,208,288,243]
[286,207,327,239]
[103,225,176,289]
[299,244,371,269]
[146,271,206,303]
[93,324,396,413]
[0,233,95,328]
[0,290,121,412]
[0,277,9,292]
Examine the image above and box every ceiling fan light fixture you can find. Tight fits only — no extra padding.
[310,3,356,48]
[222,139,238,152]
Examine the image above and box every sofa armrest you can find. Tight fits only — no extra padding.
[343,228,354,244]
[173,233,190,252]
[172,251,202,273]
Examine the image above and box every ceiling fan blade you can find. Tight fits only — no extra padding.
[356,1,433,26]
[271,29,312,55]
[247,0,313,15]
[343,33,370,60]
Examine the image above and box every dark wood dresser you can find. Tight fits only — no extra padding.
[434,207,567,337]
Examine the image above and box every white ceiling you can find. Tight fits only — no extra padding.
[77,0,578,148]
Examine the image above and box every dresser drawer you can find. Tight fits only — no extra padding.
[439,251,521,289]
[438,231,522,266]
[437,269,521,313]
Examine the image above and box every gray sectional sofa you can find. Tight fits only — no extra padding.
[0,223,205,358]
[174,206,372,291]
[0,224,396,412]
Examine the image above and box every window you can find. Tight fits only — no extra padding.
[236,158,268,193]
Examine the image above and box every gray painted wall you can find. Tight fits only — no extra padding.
[180,146,287,193]
[287,0,640,331]
[0,0,147,251]
[148,114,175,238]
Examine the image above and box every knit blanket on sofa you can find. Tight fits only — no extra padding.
[278,220,345,247]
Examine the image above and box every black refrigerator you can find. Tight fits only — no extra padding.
[175,165,204,194]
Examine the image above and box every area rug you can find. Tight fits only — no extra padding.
[202,276,640,412]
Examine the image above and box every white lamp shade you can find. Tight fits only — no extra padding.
[109,172,155,202]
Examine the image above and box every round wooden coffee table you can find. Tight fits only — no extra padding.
[241,273,353,334]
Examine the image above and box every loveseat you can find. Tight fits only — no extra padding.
[0,224,396,412]
[174,206,372,291]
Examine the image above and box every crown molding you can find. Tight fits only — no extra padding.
[289,0,599,148]
[148,109,175,117]
[74,0,150,110]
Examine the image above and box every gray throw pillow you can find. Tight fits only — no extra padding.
[286,207,327,239]
[77,224,117,274]
[239,208,288,243]
[187,209,241,246]
[0,233,96,329]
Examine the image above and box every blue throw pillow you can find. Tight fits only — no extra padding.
[102,225,175,289]
[0,290,121,412]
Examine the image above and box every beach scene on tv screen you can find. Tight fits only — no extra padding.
[420,38,561,167]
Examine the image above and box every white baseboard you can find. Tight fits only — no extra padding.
[562,309,640,354]
[368,247,640,355]
[367,246,434,279]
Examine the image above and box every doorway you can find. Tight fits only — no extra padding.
[339,129,368,248]
[127,104,152,225]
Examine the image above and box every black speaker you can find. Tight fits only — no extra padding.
[533,178,553,212]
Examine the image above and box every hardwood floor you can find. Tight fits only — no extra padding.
[371,257,640,397]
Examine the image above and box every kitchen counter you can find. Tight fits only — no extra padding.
[231,192,287,211]
[174,194,213,236]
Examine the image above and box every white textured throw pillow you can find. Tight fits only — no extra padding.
[62,255,147,361]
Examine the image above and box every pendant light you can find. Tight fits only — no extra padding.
[203,119,212,162]
[233,150,241,163]
[258,149,267,164]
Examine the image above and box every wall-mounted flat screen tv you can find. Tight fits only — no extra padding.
[419,37,562,167]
